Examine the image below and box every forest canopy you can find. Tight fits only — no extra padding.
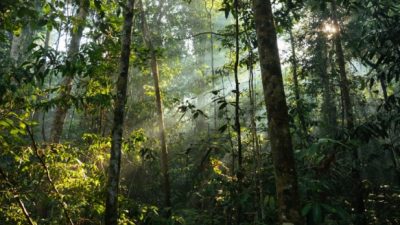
[0,0,399,224]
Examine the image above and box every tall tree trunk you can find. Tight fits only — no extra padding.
[50,0,88,143]
[252,0,303,224]
[332,3,353,131]
[206,0,217,130]
[233,0,243,223]
[331,1,366,224]
[104,0,134,224]
[138,0,172,217]
[11,0,43,64]
[246,34,264,221]
[10,26,33,64]
[233,0,242,173]
[289,28,308,140]
[317,34,337,137]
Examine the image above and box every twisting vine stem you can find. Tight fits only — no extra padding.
[25,124,75,225]
[233,0,242,224]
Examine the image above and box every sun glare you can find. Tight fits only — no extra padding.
[321,21,338,38]
[323,22,338,34]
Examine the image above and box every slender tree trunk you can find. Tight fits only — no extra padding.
[247,38,264,221]
[233,0,242,174]
[10,0,47,63]
[317,34,337,137]
[50,0,88,143]
[233,0,243,223]
[221,75,236,175]
[10,23,34,64]
[379,74,388,101]
[206,0,217,130]
[331,1,366,224]
[139,0,172,217]
[104,0,134,224]
[289,29,307,138]
[332,9,353,130]
[252,0,303,224]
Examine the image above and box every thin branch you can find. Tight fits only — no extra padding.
[0,167,36,225]
[25,124,75,225]
[175,31,236,40]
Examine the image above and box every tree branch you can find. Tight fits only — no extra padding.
[25,124,75,225]
[0,167,36,225]
[176,31,236,40]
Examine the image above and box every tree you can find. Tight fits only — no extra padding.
[2,0,400,224]
[138,0,172,217]
[252,0,303,224]
[104,0,135,224]
[50,0,88,143]
[289,28,308,139]
[331,1,366,224]
[316,31,337,138]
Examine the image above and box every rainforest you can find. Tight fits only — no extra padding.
[0,0,399,224]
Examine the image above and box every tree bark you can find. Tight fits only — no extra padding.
[233,0,243,223]
[50,0,88,143]
[379,74,388,101]
[138,0,172,217]
[206,0,217,129]
[332,12,353,130]
[252,0,303,224]
[104,0,134,224]
[331,1,366,224]
[289,28,308,139]
[10,25,33,64]
[317,33,337,137]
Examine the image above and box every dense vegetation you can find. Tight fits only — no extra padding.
[1,0,399,224]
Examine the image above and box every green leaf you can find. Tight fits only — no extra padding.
[94,0,102,11]
[43,3,51,14]
[334,206,350,220]
[301,202,312,216]
[211,89,220,95]
[19,122,26,130]
[0,120,11,128]
[312,203,323,224]
[13,26,22,36]
[193,111,199,119]
[10,129,20,136]
[318,138,351,149]
[276,26,284,34]
[219,102,227,110]
[218,124,228,133]
[225,8,229,18]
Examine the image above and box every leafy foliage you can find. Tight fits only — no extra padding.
[0,0,399,224]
